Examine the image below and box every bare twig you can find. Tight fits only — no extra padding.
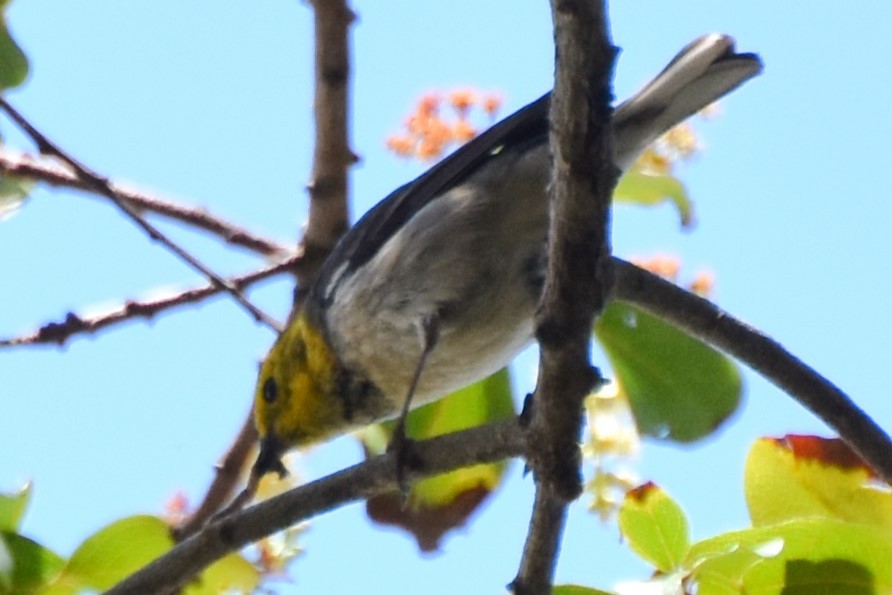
[612,257,892,484]
[0,99,281,331]
[0,255,300,348]
[512,1,616,593]
[172,407,259,541]
[107,417,525,594]
[296,0,357,297]
[0,149,291,257]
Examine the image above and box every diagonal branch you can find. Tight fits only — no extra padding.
[512,1,616,593]
[0,255,301,348]
[0,99,281,331]
[612,257,892,484]
[107,417,525,594]
[172,406,259,541]
[0,149,291,257]
[101,259,892,593]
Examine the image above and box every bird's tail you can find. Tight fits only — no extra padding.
[613,34,763,170]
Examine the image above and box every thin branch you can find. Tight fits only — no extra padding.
[513,0,616,593]
[296,0,357,297]
[108,417,525,594]
[172,407,259,541]
[0,99,281,331]
[0,149,291,257]
[612,257,892,484]
[0,255,301,348]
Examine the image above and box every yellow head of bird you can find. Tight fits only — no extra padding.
[253,313,344,470]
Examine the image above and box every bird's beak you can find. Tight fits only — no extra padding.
[254,433,289,479]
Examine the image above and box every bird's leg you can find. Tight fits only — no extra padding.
[389,313,440,500]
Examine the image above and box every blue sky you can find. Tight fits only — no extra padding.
[2,1,891,593]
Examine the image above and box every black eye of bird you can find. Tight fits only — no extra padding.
[262,378,278,404]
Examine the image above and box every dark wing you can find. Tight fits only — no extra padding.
[313,93,551,306]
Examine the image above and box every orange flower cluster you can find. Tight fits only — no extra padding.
[631,254,681,280]
[386,89,502,161]
[631,254,714,297]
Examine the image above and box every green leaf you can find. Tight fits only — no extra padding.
[0,483,31,531]
[362,367,515,453]
[0,175,34,221]
[402,367,515,508]
[0,11,28,91]
[184,551,259,595]
[688,518,892,594]
[404,367,515,441]
[691,546,765,595]
[41,515,172,594]
[614,169,693,228]
[40,515,259,594]
[362,369,515,551]
[745,436,892,528]
[618,482,690,572]
[595,301,743,442]
[0,531,65,594]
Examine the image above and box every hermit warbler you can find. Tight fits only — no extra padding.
[252,34,762,476]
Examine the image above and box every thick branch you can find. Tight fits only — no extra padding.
[297,0,356,296]
[513,1,616,593]
[108,417,524,594]
[0,256,300,348]
[612,257,892,484]
[0,149,291,257]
